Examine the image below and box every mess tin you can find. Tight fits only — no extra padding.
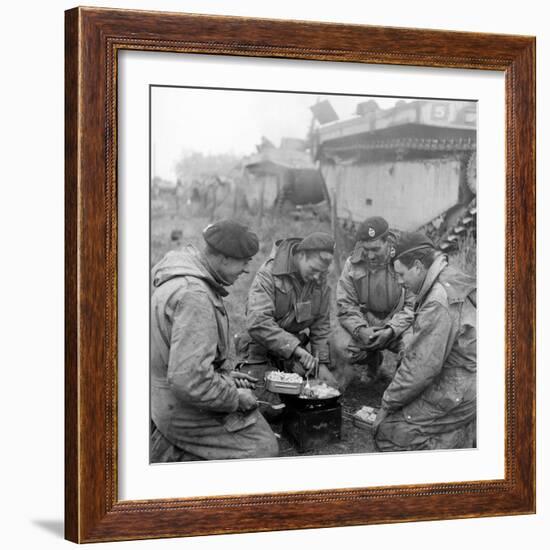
[264,373,304,395]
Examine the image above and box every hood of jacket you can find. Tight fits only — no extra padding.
[416,254,476,308]
[270,238,302,275]
[151,245,228,297]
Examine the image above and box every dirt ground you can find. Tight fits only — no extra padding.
[275,371,395,457]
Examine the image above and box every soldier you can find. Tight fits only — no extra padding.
[150,220,278,461]
[374,232,477,451]
[331,216,414,390]
[237,232,338,411]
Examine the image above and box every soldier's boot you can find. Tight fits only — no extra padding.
[330,325,386,388]
[360,350,384,384]
[329,325,369,391]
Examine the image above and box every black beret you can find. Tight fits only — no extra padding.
[356,216,390,242]
[202,220,259,259]
[394,231,435,260]
[295,232,335,254]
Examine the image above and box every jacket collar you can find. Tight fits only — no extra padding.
[271,238,302,276]
[415,254,447,307]
[199,252,230,297]
[151,245,229,297]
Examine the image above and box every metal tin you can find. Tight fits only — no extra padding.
[264,378,304,395]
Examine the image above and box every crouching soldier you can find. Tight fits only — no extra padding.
[237,232,338,412]
[150,220,279,461]
[374,232,477,451]
[331,216,414,390]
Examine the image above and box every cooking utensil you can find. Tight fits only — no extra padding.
[304,372,311,393]
[281,392,341,410]
[257,400,286,410]
[264,375,303,395]
[313,352,320,380]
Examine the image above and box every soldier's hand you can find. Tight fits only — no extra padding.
[231,371,258,389]
[292,347,316,373]
[292,363,306,377]
[357,327,375,348]
[237,388,258,411]
[367,327,394,350]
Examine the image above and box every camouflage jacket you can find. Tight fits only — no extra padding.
[244,238,331,363]
[336,246,414,338]
[381,255,477,415]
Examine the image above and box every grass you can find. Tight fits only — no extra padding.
[448,231,477,277]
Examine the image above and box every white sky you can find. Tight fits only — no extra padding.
[151,87,402,181]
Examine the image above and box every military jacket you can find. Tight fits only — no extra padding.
[336,246,414,337]
[244,238,331,363]
[381,255,477,421]
[150,246,240,446]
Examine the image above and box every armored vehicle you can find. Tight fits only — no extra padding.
[242,139,326,214]
[314,99,477,253]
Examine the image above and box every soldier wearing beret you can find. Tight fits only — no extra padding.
[237,232,338,412]
[331,216,415,389]
[150,219,278,461]
[374,232,477,451]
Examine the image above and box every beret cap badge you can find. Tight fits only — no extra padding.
[356,216,389,243]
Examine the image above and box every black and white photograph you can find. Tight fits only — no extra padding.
[149,87,478,463]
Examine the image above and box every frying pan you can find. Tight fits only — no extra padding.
[281,391,341,410]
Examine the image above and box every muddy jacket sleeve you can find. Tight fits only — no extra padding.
[381,300,453,412]
[336,259,368,335]
[309,285,331,363]
[386,288,415,337]
[246,266,301,359]
[167,289,239,412]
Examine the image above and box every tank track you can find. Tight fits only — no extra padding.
[420,199,477,252]
[323,135,476,156]
[421,151,476,252]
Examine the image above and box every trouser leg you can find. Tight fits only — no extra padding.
[375,412,477,452]
[364,350,384,380]
[169,409,279,460]
[329,324,383,391]
[150,424,202,463]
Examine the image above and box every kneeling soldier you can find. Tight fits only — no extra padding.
[331,216,414,390]
[374,232,477,451]
[237,232,338,412]
[150,220,279,461]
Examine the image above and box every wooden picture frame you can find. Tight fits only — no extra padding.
[65,6,536,543]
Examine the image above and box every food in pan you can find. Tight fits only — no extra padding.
[300,381,340,399]
[265,371,303,383]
